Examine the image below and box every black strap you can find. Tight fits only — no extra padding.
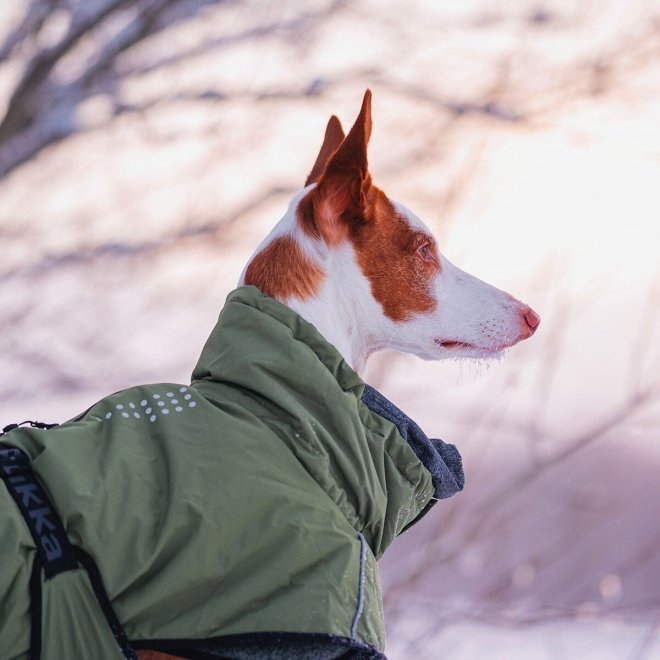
[29,557,43,660]
[0,445,137,660]
[0,446,77,578]
[73,546,137,660]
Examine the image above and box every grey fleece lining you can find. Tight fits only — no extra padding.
[361,384,465,500]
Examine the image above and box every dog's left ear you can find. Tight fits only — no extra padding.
[305,115,345,187]
[310,90,373,244]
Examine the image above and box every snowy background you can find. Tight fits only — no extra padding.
[1,1,659,657]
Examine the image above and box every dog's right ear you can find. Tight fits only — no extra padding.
[304,90,373,245]
[305,115,345,187]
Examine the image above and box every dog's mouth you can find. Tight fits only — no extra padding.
[437,340,474,351]
[434,338,506,355]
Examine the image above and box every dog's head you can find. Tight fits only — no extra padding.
[243,91,539,369]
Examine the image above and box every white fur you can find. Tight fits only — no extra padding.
[389,202,527,361]
[240,191,531,374]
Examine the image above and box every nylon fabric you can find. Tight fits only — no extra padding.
[0,285,459,659]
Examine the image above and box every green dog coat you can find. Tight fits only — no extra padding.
[0,286,463,659]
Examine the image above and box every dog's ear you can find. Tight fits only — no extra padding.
[305,115,345,187]
[311,90,373,244]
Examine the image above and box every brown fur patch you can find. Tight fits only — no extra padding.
[351,188,440,322]
[244,234,324,301]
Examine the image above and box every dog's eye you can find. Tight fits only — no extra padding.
[418,243,433,260]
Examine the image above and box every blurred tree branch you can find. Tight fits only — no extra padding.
[0,184,295,283]
[0,0,349,179]
[2,0,659,181]
[384,379,660,612]
[0,0,133,141]
[0,0,54,62]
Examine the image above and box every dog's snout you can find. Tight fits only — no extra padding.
[521,306,540,337]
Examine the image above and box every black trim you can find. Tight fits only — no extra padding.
[29,558,43,660]
[1,445,136,660]
[132,631,387,659]
[73,547,138,660]
[400,497,437,533]
[1,420,58,436]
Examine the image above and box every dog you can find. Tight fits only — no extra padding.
[0,90,538,660]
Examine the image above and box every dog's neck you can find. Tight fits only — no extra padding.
[287,246,385,374]
[239,188,385,373]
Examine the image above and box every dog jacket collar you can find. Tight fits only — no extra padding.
[192,286,464,547]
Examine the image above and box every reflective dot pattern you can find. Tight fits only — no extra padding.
[102,387,197,425]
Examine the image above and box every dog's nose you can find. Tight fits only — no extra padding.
[525,308,540,330]
[522,307,541,335]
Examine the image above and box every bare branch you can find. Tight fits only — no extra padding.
[0,0,53,62]
[0,185,295,283]
[0,0,131,142]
